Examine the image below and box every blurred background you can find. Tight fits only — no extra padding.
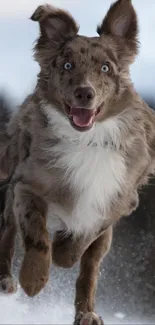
[0,0,155,324]
[0,0,155,105]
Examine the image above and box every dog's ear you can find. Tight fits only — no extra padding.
[97,0,138,39]
[97,0,138,56]
[30,5,79,43]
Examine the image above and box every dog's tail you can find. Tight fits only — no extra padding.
[0,95,12,218]
[0,94,19,179]
[0,94,15,180]
[0,94,20,219]
[0,94,12,179]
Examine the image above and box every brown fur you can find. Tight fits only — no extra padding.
[0,1,155,324]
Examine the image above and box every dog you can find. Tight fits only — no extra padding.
[0,0,155,324]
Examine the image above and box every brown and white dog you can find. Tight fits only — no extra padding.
[0,0,155,324]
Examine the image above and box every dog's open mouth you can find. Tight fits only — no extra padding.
[66,106,101,131]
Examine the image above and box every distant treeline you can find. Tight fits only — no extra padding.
[144,98,155,110]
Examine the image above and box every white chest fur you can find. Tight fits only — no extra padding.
[44,106,127,236]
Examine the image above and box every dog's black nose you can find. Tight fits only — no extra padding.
[74,86,95,105]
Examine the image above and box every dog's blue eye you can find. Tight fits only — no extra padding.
[64,62,72,70]
[101,64,109,73]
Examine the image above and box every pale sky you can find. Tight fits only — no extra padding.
[0,0,154,102]
[0,0,78,18]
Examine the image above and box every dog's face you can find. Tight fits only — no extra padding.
[31,0,138,132]
[47,36,119,132]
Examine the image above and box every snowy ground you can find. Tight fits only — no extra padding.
[0,0,155,324]
[1,192,155,324]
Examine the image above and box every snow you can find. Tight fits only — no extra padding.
[0,215,155,324]
[0,0,155,324]
[114,312,125,320]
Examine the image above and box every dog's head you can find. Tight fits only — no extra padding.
[31,0,139,132]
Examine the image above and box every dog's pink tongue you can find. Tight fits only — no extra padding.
[70,108,94,127]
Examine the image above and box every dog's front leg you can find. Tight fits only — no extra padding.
[74,226,113,325]
[13,181,51,297]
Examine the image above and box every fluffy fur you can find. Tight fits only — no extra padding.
[45,103,127,236]
[0,1,155,324]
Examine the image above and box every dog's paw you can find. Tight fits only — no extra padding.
[0,276,17,294]
[74,312,104,325]
[19,248,51,297]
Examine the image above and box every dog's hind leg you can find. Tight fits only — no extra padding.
[53,232,89,268]
[52,225,111,269]
[0,185,17,294]
[74,226,113,325]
